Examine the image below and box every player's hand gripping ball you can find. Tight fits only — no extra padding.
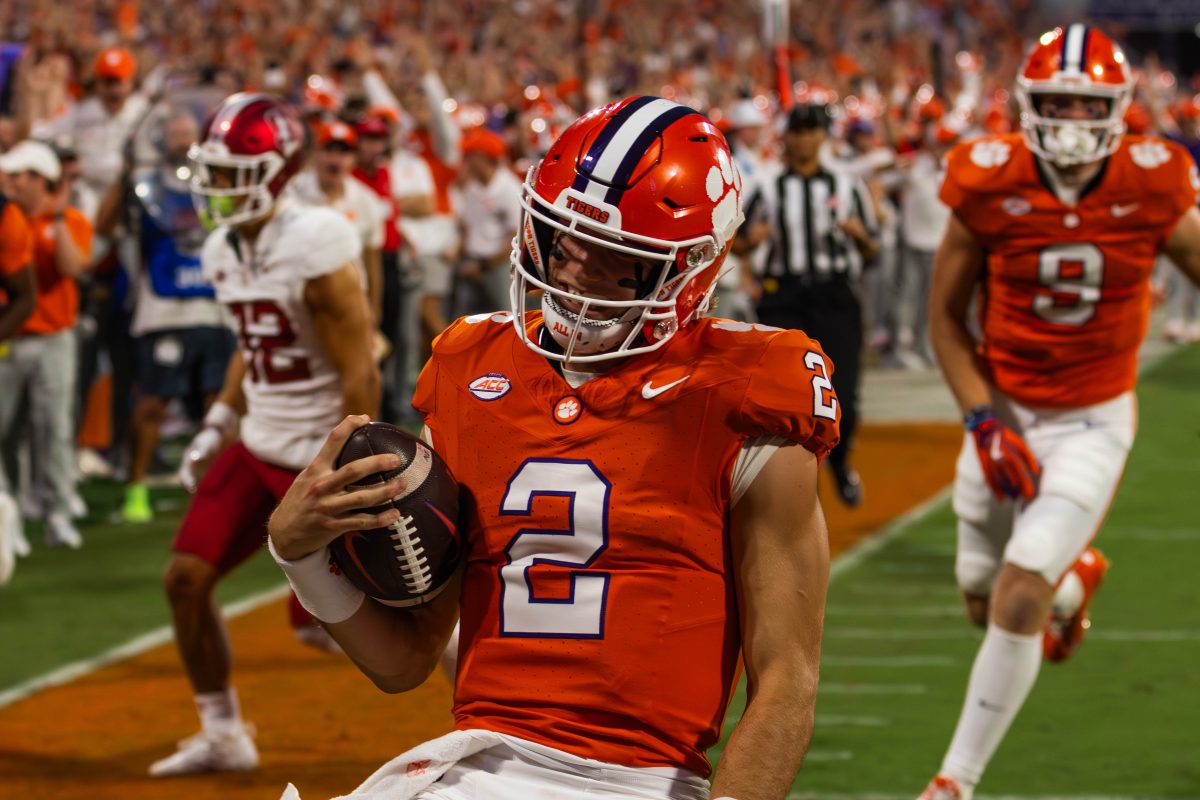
[327,422,462,606]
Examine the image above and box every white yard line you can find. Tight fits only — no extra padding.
[827,628,1200,643]
[825,605,963,617]
[801,750,855,762]
[828,488,953,581]
[0,583,289,710]
[1101,528,1200,542]
[815,715,891,727]
[823,655,956,668]
[819,683,927,695]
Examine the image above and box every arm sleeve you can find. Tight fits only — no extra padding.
[66,209,94,261]
[421,71,461,168]
[734,331,841,460]
[1166,144,1200,218]
[296,210,362,280]
[362,69,403,115]
[849,175,878,235]
[359,188,385,250]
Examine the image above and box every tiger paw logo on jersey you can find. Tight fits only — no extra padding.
[1129,140,1171,170]
[970,139,1012,168]
[553,395,582,424]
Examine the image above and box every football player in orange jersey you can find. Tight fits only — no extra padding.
[918,26,1200,800]
[268,96,841,800]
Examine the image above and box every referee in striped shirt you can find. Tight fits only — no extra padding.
[734,103,879,507]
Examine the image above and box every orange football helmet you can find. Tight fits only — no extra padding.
[1015,25,1133,166]
[512,96,743,363]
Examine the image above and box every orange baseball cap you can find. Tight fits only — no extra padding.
[461,128,507,160]
[95,47,136,80]
[317,120,358,148]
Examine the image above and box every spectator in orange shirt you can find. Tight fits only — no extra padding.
[0,174,35,578]
[0,140,93,550]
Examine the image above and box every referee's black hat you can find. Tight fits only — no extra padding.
[785,103,833,132]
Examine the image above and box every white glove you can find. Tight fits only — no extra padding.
[178,402,239,494]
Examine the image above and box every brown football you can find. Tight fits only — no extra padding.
[328,422,462,607]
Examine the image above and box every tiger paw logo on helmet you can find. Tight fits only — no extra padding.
[706,148,743,246]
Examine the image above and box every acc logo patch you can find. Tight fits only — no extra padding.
[1001,196,1032,216]
[969,139,1011,169]
[468,373,512,401]
[553,395,582,425]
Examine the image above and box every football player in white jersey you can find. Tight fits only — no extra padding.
[149,94,380,777]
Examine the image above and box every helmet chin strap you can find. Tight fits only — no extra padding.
[541,292,640,357]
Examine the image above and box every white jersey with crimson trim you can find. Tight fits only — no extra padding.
[201,200,359,470]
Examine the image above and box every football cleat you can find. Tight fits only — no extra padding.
[917,774,965,800]
[1044,547,1110,662]
[122,483,154,523]
[44,513,82,550]
[149,723,259,776]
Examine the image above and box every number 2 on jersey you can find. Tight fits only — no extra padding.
[805,351,838,421]
[499,459,611,638]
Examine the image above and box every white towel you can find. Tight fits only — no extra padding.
[281,729,506,800]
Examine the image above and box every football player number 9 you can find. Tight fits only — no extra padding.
[499,459,611,639]
[1034,243,1104,326]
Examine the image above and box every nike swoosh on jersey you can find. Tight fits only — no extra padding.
[641,376,690,399]
[1111,203,1140,217]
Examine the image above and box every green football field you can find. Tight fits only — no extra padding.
[714,343,1200,797]
[2,345,1198,797]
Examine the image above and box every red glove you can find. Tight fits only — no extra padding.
[965,406,1041,501]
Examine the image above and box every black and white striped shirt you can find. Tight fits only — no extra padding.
[741,165,878,282]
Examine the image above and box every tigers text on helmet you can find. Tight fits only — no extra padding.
[188,93,305,227]
[1015,25,1133,167]
[511,96,744,363]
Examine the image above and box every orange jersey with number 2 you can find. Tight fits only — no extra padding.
[412,312,839,776]
[940,133,1198,408]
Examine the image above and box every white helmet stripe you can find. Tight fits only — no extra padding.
[587,98,682,184]
[571,98,686,201]
[1062,24,1087,75]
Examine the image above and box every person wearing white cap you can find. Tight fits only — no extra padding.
[0,145,36,579]
[0,140,94,550]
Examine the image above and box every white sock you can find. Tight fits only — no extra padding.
[195,687,242,733]
[940,625,1042,794]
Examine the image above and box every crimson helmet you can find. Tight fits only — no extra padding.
[512,96,744,363]
[1015,25,1133,166]
[188,93,305,227]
